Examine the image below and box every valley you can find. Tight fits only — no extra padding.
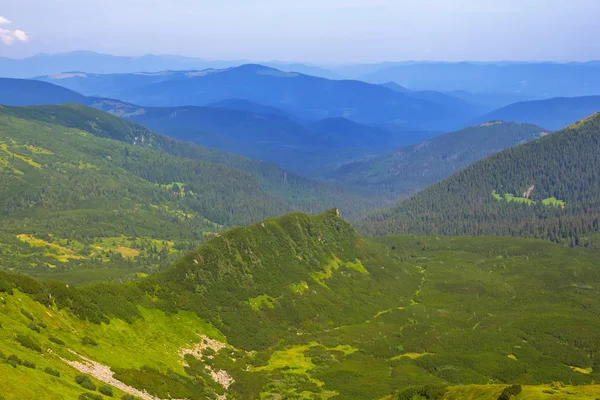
[2,15,600,397]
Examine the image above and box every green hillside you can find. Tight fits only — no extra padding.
[329,121,548,199]
[0,104,377,284]
[1,210,600,399]
[2,103,380,217]
[357,113,600,245]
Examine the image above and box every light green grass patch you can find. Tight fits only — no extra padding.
[248,294,276,311]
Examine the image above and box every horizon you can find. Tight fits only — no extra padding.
[2,0,600,63]
[2,49,600,67]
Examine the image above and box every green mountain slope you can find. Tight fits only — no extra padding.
[329,121,548,199]
[0,104,378,283]
[2,103,380,217]
[356,113,600,245]
[2,211,600,399]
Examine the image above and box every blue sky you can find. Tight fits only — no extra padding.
[1,0,599,62]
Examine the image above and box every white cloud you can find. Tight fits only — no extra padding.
[13,30,28,42]
[0,17,29,45]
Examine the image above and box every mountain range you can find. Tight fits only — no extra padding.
[37,64,481,130]
[358,61,600,98]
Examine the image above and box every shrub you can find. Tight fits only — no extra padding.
[20,308,34,321]
[22,359,36,369]
[28,323,41,333]
[99,386,114,397]
[16,334,42,352]
[122,395,141,400]
[75,374,97,391]
[49,336,65,346]
[82,336,98,346]
[498,384,522,400]
[398,384,448,400]
[44,367,61,377]
[7,354,22,368]
[79,393,102,400]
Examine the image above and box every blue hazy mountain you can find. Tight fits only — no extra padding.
[89,98,418,173]
[358,62,600,98]
[0,51,340,79]
[475,96,600,130]
[0,77,86,105]
[40,64,480,130]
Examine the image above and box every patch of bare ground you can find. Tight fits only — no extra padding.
[179,335,235,391]
[59,349,181,400]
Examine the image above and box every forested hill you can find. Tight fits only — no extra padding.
[3,209,600,398]
[0,104,376,282]
[328,121,547,198]
[356,112,600,245]
[0,104,381,217]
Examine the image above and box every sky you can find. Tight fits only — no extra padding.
[1,0,600,63]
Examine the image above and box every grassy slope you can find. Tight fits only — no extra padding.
[2,211,600,399]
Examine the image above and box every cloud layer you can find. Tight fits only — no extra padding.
[0,16,28,45]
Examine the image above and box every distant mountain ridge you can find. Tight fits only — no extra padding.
[37,63,481,130]
[0,78,86,105]
[0,50,340,79]
[475,96,600,130]
[358,62,600,98]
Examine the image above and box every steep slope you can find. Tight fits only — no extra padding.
[40,64,480,130]
[0,78,86,106]
[2,210,600,399]
[476,96,600,130]
[357,113,600,245]
[330,121,548,198]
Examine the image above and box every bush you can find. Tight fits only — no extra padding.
[16,334,42,352]
[44,366,61,377]
[22,359,36,369]
[79,393,102,400]
[498,384,522,400]
[99,385,114,397]
[75,374,97,391]
[7,354,22,368]
[122,395,141,400]
[398,385,448,400]
[20,308,34,321]
[28,323,41,333]
[49,336,65,346]
[82,336,98,346]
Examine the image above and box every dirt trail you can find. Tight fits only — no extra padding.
[60,350,180,400]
